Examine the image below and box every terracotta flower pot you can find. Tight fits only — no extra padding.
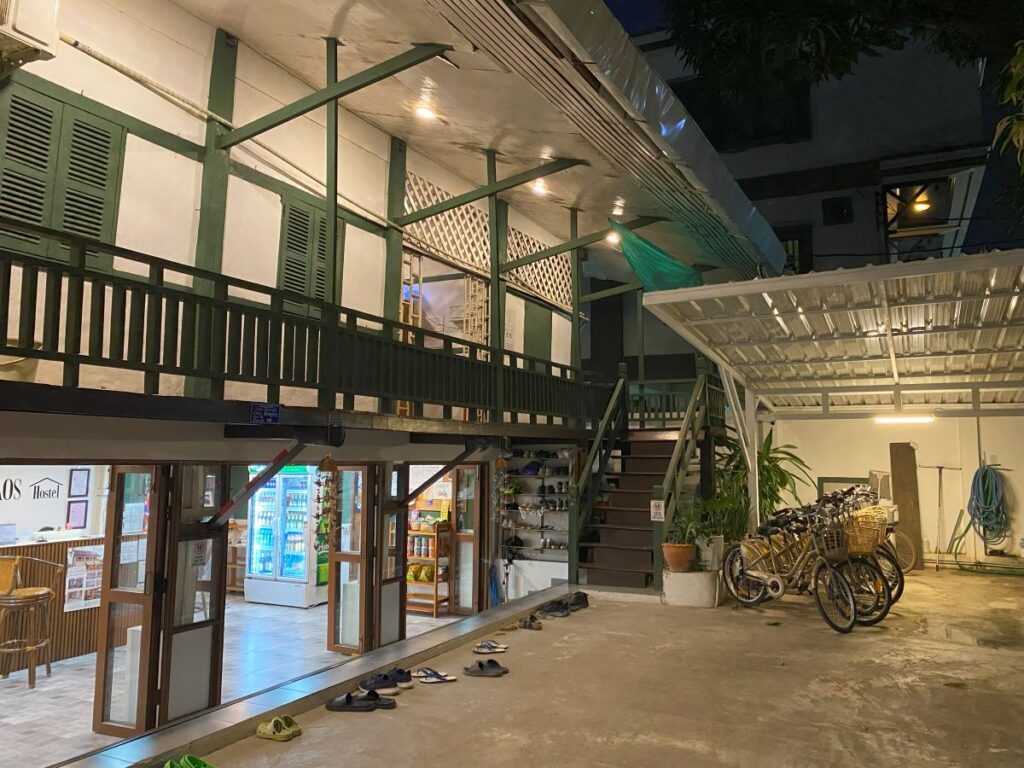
[663,542,697,573]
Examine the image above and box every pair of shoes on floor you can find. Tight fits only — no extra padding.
[358,667,415,695]
[472,639,508,654]
[165,757,216,768]
[326,689,396,712]
[518,612,542,630]
[464,658,508,677]
[568,591,589,611]
[412,667,457,683]
[539,591,589,618]
[255,714,301,742]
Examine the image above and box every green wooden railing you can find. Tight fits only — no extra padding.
[629,372,724,429]
[650,375,707,590]
[0,218,613,427]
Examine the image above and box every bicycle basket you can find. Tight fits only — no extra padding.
[814,524,847,563]
[844,520,880,557]
[855,507,889,545]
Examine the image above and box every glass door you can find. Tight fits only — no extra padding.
[327,466,373,654]
[158,464,227,725]
[450,465,482,615]
[247,471,277,580]
[92,465,169,737]
[278,472,311,582]
[375,493,407,647]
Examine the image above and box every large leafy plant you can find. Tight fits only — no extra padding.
[718,428,813,521]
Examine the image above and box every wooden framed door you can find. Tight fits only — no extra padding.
[92,465,169,737]
[450,465,482,615]
[327,466,374,654]
[375,481,408,647]
[157,464,228,724]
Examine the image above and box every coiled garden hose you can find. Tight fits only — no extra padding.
[968,464,1008,546]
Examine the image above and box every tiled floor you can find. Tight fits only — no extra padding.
[0,597,456,768]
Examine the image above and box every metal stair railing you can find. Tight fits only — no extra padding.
[569,365,628,583]
[650,374,707,590]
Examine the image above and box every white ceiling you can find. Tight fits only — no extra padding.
[169,0,772,277]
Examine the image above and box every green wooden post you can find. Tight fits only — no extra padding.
[486,150,506,422]
[383,137,406,323]
[188,29,237,400]
[569,207,582,373]
[319,37,340,411]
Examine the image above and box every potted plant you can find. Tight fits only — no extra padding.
[662,504,701,572]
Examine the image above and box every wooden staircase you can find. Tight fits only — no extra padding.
[579,429,681,589]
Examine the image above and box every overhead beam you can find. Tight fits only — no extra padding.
[876,282,900,385]
[219,43,450,149]
[395,157,585,226]
[501,215,662,274]
[756,380,1024,397]
[580,280,643,303]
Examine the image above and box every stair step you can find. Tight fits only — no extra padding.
[578,542,653,551]
[606,471,663,476]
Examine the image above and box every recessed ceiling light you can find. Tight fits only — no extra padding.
[606,231,621,244]
[414,105,438,120]
[532,179,548,196]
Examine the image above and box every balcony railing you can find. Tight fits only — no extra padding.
[0,218,613,429]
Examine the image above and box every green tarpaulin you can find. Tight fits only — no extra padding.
[611,220,704,291]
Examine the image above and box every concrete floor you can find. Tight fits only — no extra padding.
[0,597,455,767]
[206,570,1023,768]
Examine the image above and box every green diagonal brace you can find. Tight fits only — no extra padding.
[580,281,643,303]
[500,215,662,274]
[395,158,585,226]
[219,43,450,149]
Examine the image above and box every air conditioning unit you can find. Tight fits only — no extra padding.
[0,0,59,78]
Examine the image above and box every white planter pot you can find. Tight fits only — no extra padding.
[697,535,724,571]
[662,570,726,608]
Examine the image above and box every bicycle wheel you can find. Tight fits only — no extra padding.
[812,561,857,633]
[873,547,905,604]
[840,558,892,627]
[722,544,767,606]
[890,530,917,573]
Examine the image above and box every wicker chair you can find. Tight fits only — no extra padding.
[0,555,65,688]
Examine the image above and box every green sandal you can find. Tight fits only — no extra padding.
[180,757,217,768]
[256,716,293,742]
[278,714,301,737]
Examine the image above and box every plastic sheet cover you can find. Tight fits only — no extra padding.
[611,221,703,291]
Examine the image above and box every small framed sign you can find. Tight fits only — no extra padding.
[66,499,89,530]
[650,499,665,522]
[68,468,91,498]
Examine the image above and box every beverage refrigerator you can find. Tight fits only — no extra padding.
[243,465,328,608]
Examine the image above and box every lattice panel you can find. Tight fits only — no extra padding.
[505,227,572,309]
[404,173,571,310]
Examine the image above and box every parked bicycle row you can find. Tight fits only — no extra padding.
[722,486,914,633]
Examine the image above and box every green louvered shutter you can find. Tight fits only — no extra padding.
[279,201,315,315]
[52,108,125,267]
[0,87,62,255]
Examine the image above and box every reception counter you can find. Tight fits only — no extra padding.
[0,536,103,673]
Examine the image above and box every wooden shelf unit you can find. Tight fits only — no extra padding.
[406,521,450,617]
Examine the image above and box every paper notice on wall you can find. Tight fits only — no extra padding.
[119,539,139,565]
[65,545,104,612]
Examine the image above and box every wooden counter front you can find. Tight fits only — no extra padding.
[0,537,103,673]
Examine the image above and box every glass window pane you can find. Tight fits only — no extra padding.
[455,468,477,533]
[173,538,218,627]
[337,470,363,554]
[114,471,151,591]
[456,540,475,610]
[101,602,144,726]
[333,560,361,648]
[180,465,220,523]
[381,512,401,579]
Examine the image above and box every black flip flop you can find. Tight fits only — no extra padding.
[463,659,507,677]
[355,689,397,709]
[325,692,375,712]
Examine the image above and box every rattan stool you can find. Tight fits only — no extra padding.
[0,556,64,689]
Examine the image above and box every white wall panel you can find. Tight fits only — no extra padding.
[341,228,385,315]
[222,176,281,294]
[551,312,571,366]
[504,293,525,353]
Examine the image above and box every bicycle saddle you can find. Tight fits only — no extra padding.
[756,525,781,536]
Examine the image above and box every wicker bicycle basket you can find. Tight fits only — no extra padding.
[814,524,847,563]
[844,507,887,556]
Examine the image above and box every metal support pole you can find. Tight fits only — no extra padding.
[325,38,340,305]
[636,289,645,426]
[745,388,760,531]
[486,149,506,422]
[569,207,582,372]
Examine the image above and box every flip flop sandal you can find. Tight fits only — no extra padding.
[417,668,457,684]
[484,658,510,675]
[472,643,507,655]
[355,690,397,710]
[277,714,301,737]
[163,762,181,768]
[256,717,294,741]
[325,692,375,713]
[179,758,217,768]
[463,660,506,677]
[477,639,509,650]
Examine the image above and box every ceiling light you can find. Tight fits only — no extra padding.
[612,198,625,216]
[606,231,621,244]
[911,201,931,213]
[414,105,438,121]
[531,179,548,196]
[874,415,935,425]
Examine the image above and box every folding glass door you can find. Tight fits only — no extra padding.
[327,466,373,654]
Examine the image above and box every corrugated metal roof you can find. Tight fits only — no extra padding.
[644,251,1024,416]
